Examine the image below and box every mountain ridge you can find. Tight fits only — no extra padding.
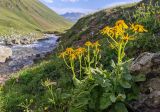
[61,12,85,22]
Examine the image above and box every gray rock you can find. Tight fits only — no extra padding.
[0,45,12,63]
[130,52,160,112]
[11,39,21,45]
[130,52,160,75]
[131,78,160,112]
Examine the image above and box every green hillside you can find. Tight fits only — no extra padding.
[0,0,72,36]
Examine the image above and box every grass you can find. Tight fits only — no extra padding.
[0,0,73,37]
[2,53,72,112]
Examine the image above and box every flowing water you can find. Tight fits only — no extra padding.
[0,34,59,76]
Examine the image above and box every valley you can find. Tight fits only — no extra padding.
[0,0,160,112]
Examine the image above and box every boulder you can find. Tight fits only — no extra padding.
[130,52,160,112]
[130,52,160,75]
[0,45,12,63]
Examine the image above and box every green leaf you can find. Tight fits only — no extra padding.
[94,74,111,88]
[133,74,146,82]
[73,78,82,87]
[120,80,131,88]
[74,91,90,108]
[123,73,132,81]
[69,107,85,112]
[114,102,128,112]
[110,94,116,103]
[111,60,116,68]
[90,58,95,64]
[127,93,138,101]
[100,93,112,110]
[116,94,126,101]
[61,93,71,99]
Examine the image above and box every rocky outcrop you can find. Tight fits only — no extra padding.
[130,52,160,75]
[130,52,160,112]
[0,45,12,63]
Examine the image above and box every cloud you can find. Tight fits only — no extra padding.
[51,7,94,14]
[41,0,54,3]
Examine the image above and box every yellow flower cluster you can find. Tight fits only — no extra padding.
[59,47,86,61]
[85,41,101,47]
[59,41,100,61]
[59,41,101,79]
[101,20,147,64]
[131,24,148,33]
[101,20,147,41]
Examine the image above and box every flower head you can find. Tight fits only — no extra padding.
[75,47,86,56]
[101,26,114,37]
[113,26,124,37]
[116,20,128,29]
[66,48,74,55]
[69,53,77,60]
[131,24,148,33]
[93,41,100,47]
[85,41,92,47]
[59,51,67,58]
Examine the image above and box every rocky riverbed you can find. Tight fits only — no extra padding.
[0,34,59,83]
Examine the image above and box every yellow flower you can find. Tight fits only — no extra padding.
[101,25,124,38]
[75,47,86,56]
[85,41,92,47]
[113,26,124,37]
[93,41,100,47]
[116,20,128,29]
[131,24,148,33]
[122,34,134,41]
[69,53,77,60]
[101,26,115,37]
[66,48,74,54]
[59,51,66,58]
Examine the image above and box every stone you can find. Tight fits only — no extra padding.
[130,52,160,75]
[130,52,160,112]
[0,45,12,63]
[11,39,21,45]
[131,78,160,112]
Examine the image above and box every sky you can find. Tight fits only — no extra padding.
[40,0,141,14]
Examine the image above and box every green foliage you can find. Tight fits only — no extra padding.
[1,55,72,112]
[18,99,34,112]
[127,0,160,55]
[0,86,5,112]
[68,60,140,112]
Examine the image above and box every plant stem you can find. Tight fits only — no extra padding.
[87,46,92,79]
[94,46,98,68]
[63,58,71,69]
[79,56,82,79]
[118,43,122,65]
[71,60,76,79]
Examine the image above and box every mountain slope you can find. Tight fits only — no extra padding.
[62,0,159,47]
[61,3,137,47]
[61,12,85,22]
[0,0,72,36]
